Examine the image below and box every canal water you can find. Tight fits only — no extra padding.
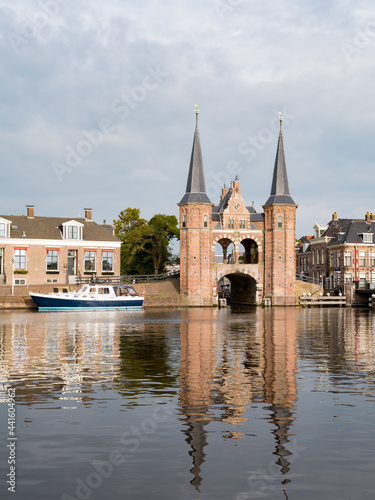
[0,307,375,500]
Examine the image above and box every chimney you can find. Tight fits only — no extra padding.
[371,213,375,221]
[84,208,92,221]
[332,212,337,220]
[221,186,228,201]
[366,212,371,223]
[233,176,240,194]
[26,205,34,219]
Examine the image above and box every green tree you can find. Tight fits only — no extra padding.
[113,208,147,240]
[114,210,179,275]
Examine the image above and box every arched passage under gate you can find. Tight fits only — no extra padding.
[218,272,258,306]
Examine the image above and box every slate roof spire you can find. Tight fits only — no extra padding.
[179,105,211,204]
[264,114,296,206]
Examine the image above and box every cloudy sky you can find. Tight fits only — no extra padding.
[1,0,375,239]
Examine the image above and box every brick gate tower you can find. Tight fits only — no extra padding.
[178,107,213,306]
[179,110,297,306]
[263,118,298,305]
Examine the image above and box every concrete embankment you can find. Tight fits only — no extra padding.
[295,281,323,297]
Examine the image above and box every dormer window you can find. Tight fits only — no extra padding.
[62,220,84,240]
[362,233,373,243]
[0,218,11,238]
[68,226,78,239]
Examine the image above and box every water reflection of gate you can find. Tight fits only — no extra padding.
[178,308,297,492]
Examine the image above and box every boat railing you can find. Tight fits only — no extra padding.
[75,271,180,285]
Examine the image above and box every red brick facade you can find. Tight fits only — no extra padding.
[179,203,213,305]
[264,205,297,305]
[179,116,296,306]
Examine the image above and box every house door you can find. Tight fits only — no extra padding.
[67,250,76,276]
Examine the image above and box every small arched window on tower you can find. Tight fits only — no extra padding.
[204,214,208,228]
[182,215,186,228]
[277,215,283,228]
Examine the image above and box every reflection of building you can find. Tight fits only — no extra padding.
[262,308,297,476]
[179,309,218,491]
[0,206,120,287]
[178,308,298,491]
[178,109,297,306]
[0,316,119,407]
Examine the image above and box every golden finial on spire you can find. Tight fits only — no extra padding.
[279,111,283,123]
[194,104,199,128]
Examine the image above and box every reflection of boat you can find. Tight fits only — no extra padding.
[29,285,144,311]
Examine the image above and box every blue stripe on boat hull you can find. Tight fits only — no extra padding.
[30,295,144,311]
[38,306,143,311]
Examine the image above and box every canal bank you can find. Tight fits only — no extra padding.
[0,279,325,310]
[0,279,191,310]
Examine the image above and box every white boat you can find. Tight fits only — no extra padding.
[29,284,144,311]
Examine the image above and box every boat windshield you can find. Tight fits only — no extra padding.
[115,286,138,296]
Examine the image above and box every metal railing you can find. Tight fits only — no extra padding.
[75,270,180,285]
[295,274,322,285]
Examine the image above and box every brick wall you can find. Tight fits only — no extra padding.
[264,205,297,305]
[179,204,213,303]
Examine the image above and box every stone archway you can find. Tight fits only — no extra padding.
[239,238,259,264]
[216,238,235,264]
[226,273,257,305]
[215,269,259,306]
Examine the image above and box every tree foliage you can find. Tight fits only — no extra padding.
[113,208,147,240]
[113,209,179,275]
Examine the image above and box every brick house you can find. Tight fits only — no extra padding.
[178,111,297,306]
[296,212,375,290]
[0,206,121,287]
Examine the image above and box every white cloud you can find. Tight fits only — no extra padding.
[0,0,375,236]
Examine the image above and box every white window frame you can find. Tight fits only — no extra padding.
[14,278,26,285]
[102,251,114,272]
[14,248,27,270]
[363,233,373,243]
[46,250,59,271]
[359,251,366,267]
[344,272,352,283]
[62,220,84,240]
[344,251,352,267]
[84,250,96,272]
[0,218,11,238]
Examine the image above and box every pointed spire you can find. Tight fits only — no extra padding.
[179,105,211,204]
[264,114,296,206]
